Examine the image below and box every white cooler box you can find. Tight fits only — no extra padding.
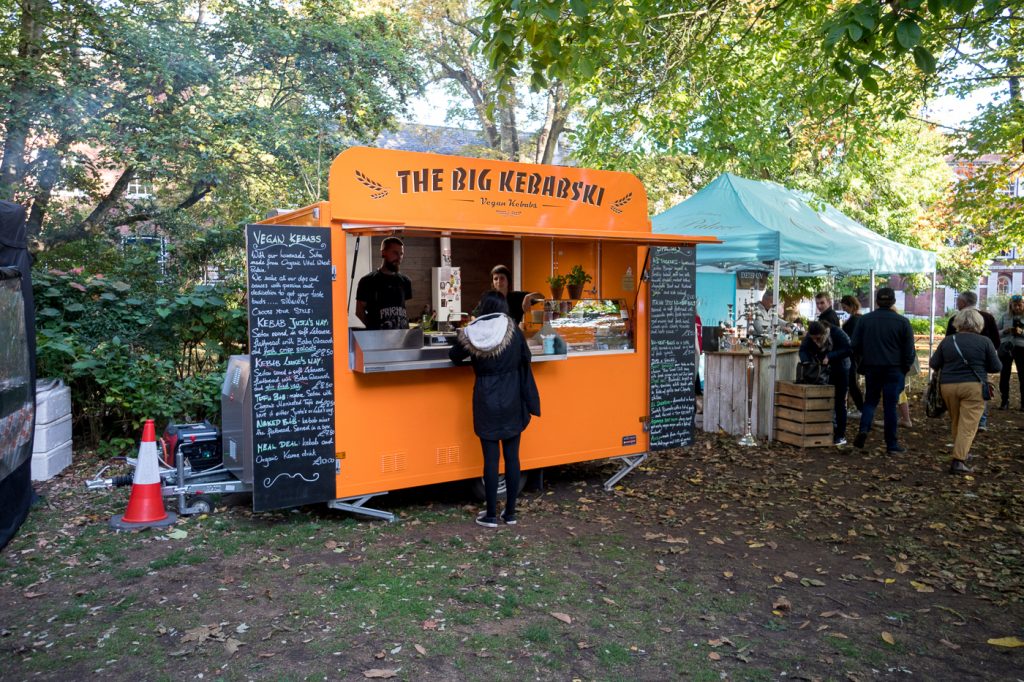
[32,379,74,481]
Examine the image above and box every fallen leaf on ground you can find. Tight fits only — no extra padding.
[421,619,438,630]
[987,636,1024,648]
[708,652,721,660]
[576,641,591,649]
[910,580,935,593]
[881,631,895,645]
[893,562,909,574]
[772,596,791,612]
[550,612,572,624]
[414,644,426,655]
[940,639,960,650]
[363,669,398,679]
[224,638,242,655]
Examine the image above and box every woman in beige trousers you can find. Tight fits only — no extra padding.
[928,309,1002,475]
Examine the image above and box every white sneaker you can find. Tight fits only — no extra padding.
[847,408,861,418]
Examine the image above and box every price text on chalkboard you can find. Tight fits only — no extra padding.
[648,247,696,450]
[246,225,336,511]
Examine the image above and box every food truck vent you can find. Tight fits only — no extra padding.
[379,451,407,473]
[435,446,461,465]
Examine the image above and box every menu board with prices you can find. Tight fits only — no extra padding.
[246,225,337,511]
[648,246,697,450]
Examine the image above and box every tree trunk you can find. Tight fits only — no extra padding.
[0,0,49,200]
[535,83,569,165]
[26,145,62,239]
[499,103,519,159]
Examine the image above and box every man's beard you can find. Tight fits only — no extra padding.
[382,260,399,273]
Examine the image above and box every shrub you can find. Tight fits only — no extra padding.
[33,243,247,445]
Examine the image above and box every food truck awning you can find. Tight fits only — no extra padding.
[341,222,720,247]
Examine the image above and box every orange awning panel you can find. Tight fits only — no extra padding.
[329,147,719,246]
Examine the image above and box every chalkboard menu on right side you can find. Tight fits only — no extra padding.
[648,246,697,450]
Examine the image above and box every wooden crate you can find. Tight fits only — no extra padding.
[774,381,835,448]
[775,380,833,412]
[774,429,833,448]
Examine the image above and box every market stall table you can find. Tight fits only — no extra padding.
[703,347,799,438]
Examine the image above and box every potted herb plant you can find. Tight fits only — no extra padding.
[565,265,592,299]
[547,274,565,299]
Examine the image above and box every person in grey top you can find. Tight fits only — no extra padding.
[929,308,1001,475]
[996,293,1024,410]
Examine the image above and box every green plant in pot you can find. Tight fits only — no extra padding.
[565,265,592,299]
[547,274,566,299]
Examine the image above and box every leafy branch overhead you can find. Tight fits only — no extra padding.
[0,0,425,249]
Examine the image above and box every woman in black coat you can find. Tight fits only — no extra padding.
[450,291,540,527]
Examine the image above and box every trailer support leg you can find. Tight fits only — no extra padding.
[328,494,395,522]
[603,453,649,491]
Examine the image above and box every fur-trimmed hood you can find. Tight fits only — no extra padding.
[458,313,516,359]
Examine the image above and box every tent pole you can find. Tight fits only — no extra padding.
[869,269,876,311]
[928,267,937,379]
[768,260,781,442]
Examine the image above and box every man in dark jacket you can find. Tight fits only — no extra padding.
[945,291,1000,430]
[815,292,842,329]
[850,287,916,453]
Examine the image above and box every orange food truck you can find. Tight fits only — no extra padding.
[220,147,716,519]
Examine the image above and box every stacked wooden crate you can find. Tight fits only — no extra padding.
[774,381,834,448]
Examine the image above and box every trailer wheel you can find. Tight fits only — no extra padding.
[186,496,213,515]
[469,474,527,502]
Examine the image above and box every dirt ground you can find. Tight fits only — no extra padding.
[2,386,1023,681]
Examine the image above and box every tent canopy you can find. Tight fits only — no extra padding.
[652,173,936,275]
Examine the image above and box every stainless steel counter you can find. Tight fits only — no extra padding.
[350,328,568,374]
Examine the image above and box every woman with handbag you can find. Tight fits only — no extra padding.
[929,308,1001,474]
[450,291,540,527]
[996,294,1024,410]
[800,321,853,445]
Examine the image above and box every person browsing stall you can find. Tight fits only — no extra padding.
[815,292,842,329]
[450,291,541,528]
[996,293,1024,410]
[355,237,412,330]
[945,291,1000,429]
[929,308,1001,475]
[799,321,853,445]
[850,287,915,454]
[840,295,864,415]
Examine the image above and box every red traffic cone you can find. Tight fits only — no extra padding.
[110,419,177,529]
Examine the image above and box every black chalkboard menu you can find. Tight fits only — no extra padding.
[246,225,337,512]
[648,246,697,450]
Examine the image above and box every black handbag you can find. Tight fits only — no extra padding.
[796,361,829,385]
[924,370,946,418]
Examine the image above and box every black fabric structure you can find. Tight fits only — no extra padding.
[0,200,37,552]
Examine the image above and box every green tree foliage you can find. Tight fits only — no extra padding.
[405,0,572,163]
[822,1,1022,260]
[0,0,424,246]
[479,0,1020,275]
[0,0,423,442]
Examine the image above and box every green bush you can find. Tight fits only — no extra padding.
[908,316,951,335]
[33,242,247,445]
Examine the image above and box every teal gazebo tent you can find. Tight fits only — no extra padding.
[653,173,938,441]
[652,172,936,275]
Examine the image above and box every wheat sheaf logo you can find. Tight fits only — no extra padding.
[610,192,633,214]
[355,170,389,199]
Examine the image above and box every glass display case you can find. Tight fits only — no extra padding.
[524,298,633,353]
